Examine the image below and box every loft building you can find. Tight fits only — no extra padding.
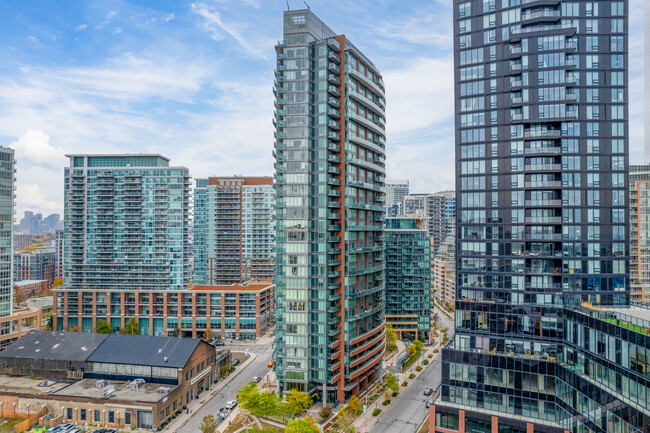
[431,1,634,432]
[273,10,386,402]
[630,164,650,303]
[385,217,431,341]
[193,176,275,285]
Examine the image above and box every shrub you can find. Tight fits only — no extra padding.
[428,354,433,358]
[415,366,423,372]
[433,349,439,353]
[318,405,333,421]
[423,360,429,365]
[372,408,381,417]
[402,381,408,387]
[382,399,391,406]
[391,391,398,397]
[409,373,415,379]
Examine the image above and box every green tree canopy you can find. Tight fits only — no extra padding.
[386,374,398,392]
[285,417,319,433]
[96,319,111,334]
[238,381,282,418]
[386,324,398,351]
[120,317,139,335]
[284,389,313,418]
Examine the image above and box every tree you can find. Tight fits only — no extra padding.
[203,328,215,341]
[413,340,423,357]
[283,389,313,418]
[96,319,111,334]
[199,415,217,433]
[318,405,333,422]
[407,343,417,358]
[53,278,63,287]
[220,364,231,379]
[385,324,398,352]
[238,381,282,418]
[285,416,319,433]
[345,394,362,416]
[170,328,180,337]
[385,374,398,392]
[121,318,139,335]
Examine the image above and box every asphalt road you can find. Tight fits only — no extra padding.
[369,308,455,433]
[176,341,274,433]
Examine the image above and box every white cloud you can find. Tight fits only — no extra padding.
[190,2,269,60]
[113,27,122,34]
[9,129,66,170]
[15,184,61,218]
[74,24,88,31]
[384,57,454,134]
[95,10,118,29]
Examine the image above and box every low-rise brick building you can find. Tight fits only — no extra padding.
[0,331,228,429]
[53,281,275,340]
[14,280,51,300]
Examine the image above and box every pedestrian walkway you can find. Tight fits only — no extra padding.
[352,341,441,433]
[166,352,257,432]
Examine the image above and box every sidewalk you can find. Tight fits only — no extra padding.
[166,352,257,432]
[352,341,441,433]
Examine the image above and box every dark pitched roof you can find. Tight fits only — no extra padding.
[86,334,202,368]
[0,331,108,362]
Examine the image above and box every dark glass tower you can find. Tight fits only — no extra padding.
[273,10,386,403]
[431,1,635,432]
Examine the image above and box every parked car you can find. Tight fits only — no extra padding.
[225,400,238,410]
[215,341,225,346]
[232,358,240,366]
[426,398,435,408]
[268,359,275,368]
[253,376,262,383]
[423,388,433,396]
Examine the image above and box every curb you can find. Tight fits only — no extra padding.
[168,352,258,433]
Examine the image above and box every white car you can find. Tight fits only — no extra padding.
[225,400,238,410]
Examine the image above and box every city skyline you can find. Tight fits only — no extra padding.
[0,0,644,218]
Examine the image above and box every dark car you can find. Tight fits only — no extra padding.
[423,388,433,396]
[232,358,240,366]
[426,398,435,408]
[215,341,225,346]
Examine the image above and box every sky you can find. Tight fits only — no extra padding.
[0,0,644,217]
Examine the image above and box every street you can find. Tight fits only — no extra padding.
[175,341,274,433]
[369,307,454,433]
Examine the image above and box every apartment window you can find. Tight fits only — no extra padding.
[585,55,599,69]
[458,2,471,17]
[94,410,101,422]
[483,0,495,12]
[612,106,624,120]
[586,36,599,51]
[611,2,624,16]
[80,409,87,421]
[459,35,472,48]
[585,3,598,16]
[611,19,624,33]
[611,36,624,52]
[108,411,115,423]
[585,20,596,33]
[611,72,624,85]
[66,408,73,420]
[125,412,132,425]
[459,19,471,34]
[611,55,624,69]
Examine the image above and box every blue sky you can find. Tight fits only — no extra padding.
[0,0,644,216]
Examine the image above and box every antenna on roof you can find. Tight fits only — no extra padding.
[286,0,290,10]
[303,0,310,9]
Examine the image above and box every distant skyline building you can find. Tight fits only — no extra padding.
[431,1,634,432]
[384,216,431,341]
[193,176,275,285]
[385,180,409,216]
[54,229,63,280]
[0,148,15,318]
[63,154,190,288]
[402,191,456,252]
[273,9,386,402]
[432,235,455,311]
[13,247,56,284]
[15,211,62,234]
[630,164,650,303]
